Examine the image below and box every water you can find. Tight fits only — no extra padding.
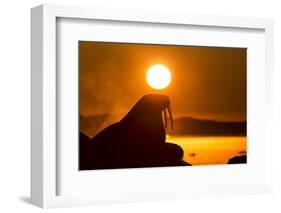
[167,135,247,165]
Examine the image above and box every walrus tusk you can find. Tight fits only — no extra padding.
[163,108,167,128]
[167,104,173,129]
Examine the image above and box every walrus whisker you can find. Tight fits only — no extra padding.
[167,105,173,129]
[163,108,167,128]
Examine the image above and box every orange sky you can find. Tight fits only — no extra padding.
[79,41,246,122]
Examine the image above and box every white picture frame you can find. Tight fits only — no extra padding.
[31,4,274,208]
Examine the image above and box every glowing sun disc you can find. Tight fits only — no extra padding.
[146,64,171,89]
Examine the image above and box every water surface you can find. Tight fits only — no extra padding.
[167,135,247,165]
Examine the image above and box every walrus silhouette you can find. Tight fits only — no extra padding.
[80,93,190,170]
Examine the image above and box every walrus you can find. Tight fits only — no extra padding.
[79,93,189,170]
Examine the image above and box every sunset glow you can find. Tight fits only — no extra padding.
[79,41,247,169]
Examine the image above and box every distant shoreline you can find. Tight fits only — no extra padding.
[80,114,246,138]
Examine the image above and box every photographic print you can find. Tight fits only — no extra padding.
[79,41,247,170]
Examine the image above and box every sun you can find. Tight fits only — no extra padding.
[146,64,171,89]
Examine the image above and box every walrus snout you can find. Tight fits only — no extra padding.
[140,93,173,130]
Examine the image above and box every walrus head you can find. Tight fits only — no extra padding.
[121,93,173,130]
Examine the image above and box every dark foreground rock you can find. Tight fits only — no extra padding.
[80,131,90,143]
[228,155,247,164]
